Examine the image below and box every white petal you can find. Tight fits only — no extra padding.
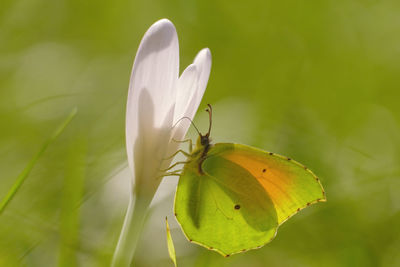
[173,48,212,141]
[184,48,212,121]
[192,48,212,104]
[173,64,198,136]
[126,19,179,174]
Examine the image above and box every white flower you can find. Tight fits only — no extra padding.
[126,18,211,206]
[113,19,211,266]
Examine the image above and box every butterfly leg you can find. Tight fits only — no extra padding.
[160,160,192,172]
[163,149,191,160]
[172,138,193,153]
[156,171,182,180]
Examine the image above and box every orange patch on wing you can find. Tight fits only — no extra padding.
[223,152,296,223]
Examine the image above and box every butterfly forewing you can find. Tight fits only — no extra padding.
[215,143,326,224]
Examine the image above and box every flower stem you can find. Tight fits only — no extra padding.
[111,191,152,267]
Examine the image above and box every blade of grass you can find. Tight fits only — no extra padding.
[0,107,78,215]
[58,134,87,267]
[166,217,177,267]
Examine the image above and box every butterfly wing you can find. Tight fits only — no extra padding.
[174,152,278,256]
[174,143,326,256]
[207,143,326,224]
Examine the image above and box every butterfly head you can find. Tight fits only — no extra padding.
[196,104,213,148]
[199,133,210,146]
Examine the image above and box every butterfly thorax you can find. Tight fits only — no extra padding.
[190,134,212,175]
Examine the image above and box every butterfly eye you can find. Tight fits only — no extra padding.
[234,204,241,210]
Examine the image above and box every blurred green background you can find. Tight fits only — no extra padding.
[1,0,400,266]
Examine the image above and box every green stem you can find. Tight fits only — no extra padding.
[111,190,153,267]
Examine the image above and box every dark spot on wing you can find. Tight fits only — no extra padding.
[268,152,274,155]
[262,168,266,173]
[234,204,241,210]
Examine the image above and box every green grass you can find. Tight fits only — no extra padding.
[1,0,400,266]
[0,108,77,215]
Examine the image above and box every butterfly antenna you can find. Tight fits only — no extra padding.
[172,116,201,136]
[205,104,213,137]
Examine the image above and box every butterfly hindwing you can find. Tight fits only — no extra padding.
[175,153,278,256]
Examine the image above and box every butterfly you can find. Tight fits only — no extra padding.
[167,104,326,257]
